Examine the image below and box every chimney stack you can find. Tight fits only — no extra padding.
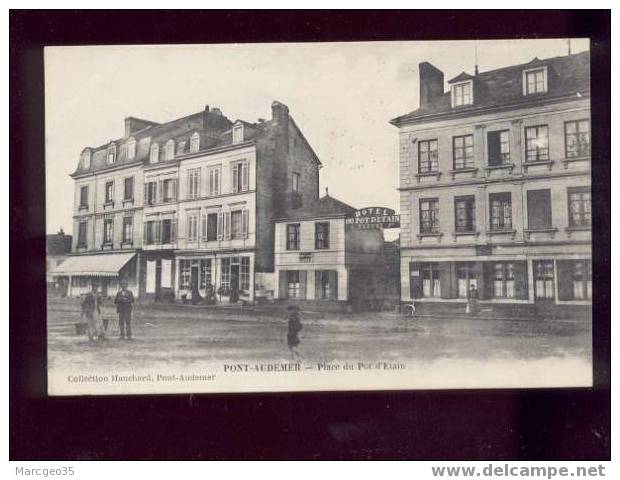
[271,100,289,125]
[418,62,445,108]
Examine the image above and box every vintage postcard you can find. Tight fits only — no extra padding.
[45,40,592,395]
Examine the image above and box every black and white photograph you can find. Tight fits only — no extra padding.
[42,38,595,395]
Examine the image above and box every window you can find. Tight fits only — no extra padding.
[165,139,175,161]
[565,120,590,158]
[287,271,301,298]
[240,257,250,291]
[105,181,114,204]
[457,262,478,298]
[493,263,515,298]
[161,219,173,244]
[163,179,176,203]
[107,145,116,164]
[231,161,249,193]
[315,270,337,300]
[77,221,87,247]
[525,125,549,162]
[206,213,218,241]
[126,138,136,159]
[187,168,201,199]
[199,259,212,289]
[419,198,439,234]
[454,195,475,233]
[572,260,592,300]
[232,124,244,144]
[452,81,473,107]
[524,67,548,95]
[144,220,158,245]
[179,260,191,289]
[418,139,438,173]
[489,193,512,230]
[421,263,441,297]
[286,224,300,250]
[453,134,474,170]
[190,132,200,153]
[145,181,157,205]
[292,172,300,192]
[187,212,199,242]
[220,258,231,289]
[315,222,330,249]
[207,167,220,196]
[533,260,555,299]
[527,189,552,230]
[568,187,591,228]
[231,210,243,239]
[81,149,91,169]
[487,130,510,166]
[79,185,89,208]
[150,143,159,164]
[103,218,114,244]
[124,177,134,201]
[122,216,133,243]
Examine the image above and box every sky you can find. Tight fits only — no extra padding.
[45,39,589,238]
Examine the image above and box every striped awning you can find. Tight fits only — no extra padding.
[52,252,135,277]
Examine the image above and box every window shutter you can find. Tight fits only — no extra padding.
[201,214,207,241]
[242,162,249,191]
[556,260,573,301]
[232,164,238,193]
[224,212,231,240]
[242,209,249,238]
[217,212,224,240]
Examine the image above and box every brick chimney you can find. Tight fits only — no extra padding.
[271,100,289,125]
[418,62,444,107]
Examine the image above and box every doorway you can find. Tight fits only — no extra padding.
[191,265,200,290]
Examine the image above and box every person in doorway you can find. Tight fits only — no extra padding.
[467,283,479,316]
[81,282,105,342]
[286,305,303,358]
[114,280,135,340]
[229,276,239,303]
[204,280,215,305]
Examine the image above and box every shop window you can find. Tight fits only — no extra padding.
[418,139,438,173]
[286,224,300,250]
[572,260,592,300]
[568,187,591,228]
[534,260,555,299]
[487,130,510,166]
[315,222,330,249]
[452,134,474,170]
[457,262,477,298]
[287,271,301,299]
[315,270,337,300]
[493,263,515,298]
[420,198,439,234]
[200,259,212,289]
[240,257,250,291]
[220,258,231,290]
[565,120,590,158]
[525,125,549,162]
[527,189,552,229]
[489,192,512,230]
[179,260,191,289]
[454,195,475,233]
[421,263,441,298]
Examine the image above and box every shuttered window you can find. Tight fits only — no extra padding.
[527,189,552,230]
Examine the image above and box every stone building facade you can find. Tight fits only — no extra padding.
[391,51,591,317]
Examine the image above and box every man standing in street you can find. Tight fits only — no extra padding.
[82,282,105,342]
[114,280,135,340]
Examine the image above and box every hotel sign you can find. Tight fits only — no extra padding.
[345,207,400,230]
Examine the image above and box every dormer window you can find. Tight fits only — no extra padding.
[232,124,244,144]
[81,149,91,169]
[190,132,200,153]
[523,66,548,95]
[150,143,159,164]
[106,144,116,164]
[165,139,175,161]
[451,81,473,108]
[126,137,136,159]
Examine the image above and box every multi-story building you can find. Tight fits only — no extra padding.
[57,101,321,300]
[391,51,591,317]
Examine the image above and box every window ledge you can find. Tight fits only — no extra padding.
[123,199,134,206]
[101,242,114,250]
[485,163,515,172]
[121,241,133,246]
[565,226,591,239]
[415,171,441,182]
[562,156,591,168]
[78,205,89,212]
[452,230,480,237]
[417,232,443,239]
[449,167,478,179]
[103,201,115,209]
[524,228,558,240]
[523,160,554,172]
[487,229,517,238]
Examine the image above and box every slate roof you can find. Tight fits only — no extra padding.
[46,232,72,256]
[391,51,590,126]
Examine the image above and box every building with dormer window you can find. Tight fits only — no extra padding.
[56,101,321,302]
[390,51,591,317]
